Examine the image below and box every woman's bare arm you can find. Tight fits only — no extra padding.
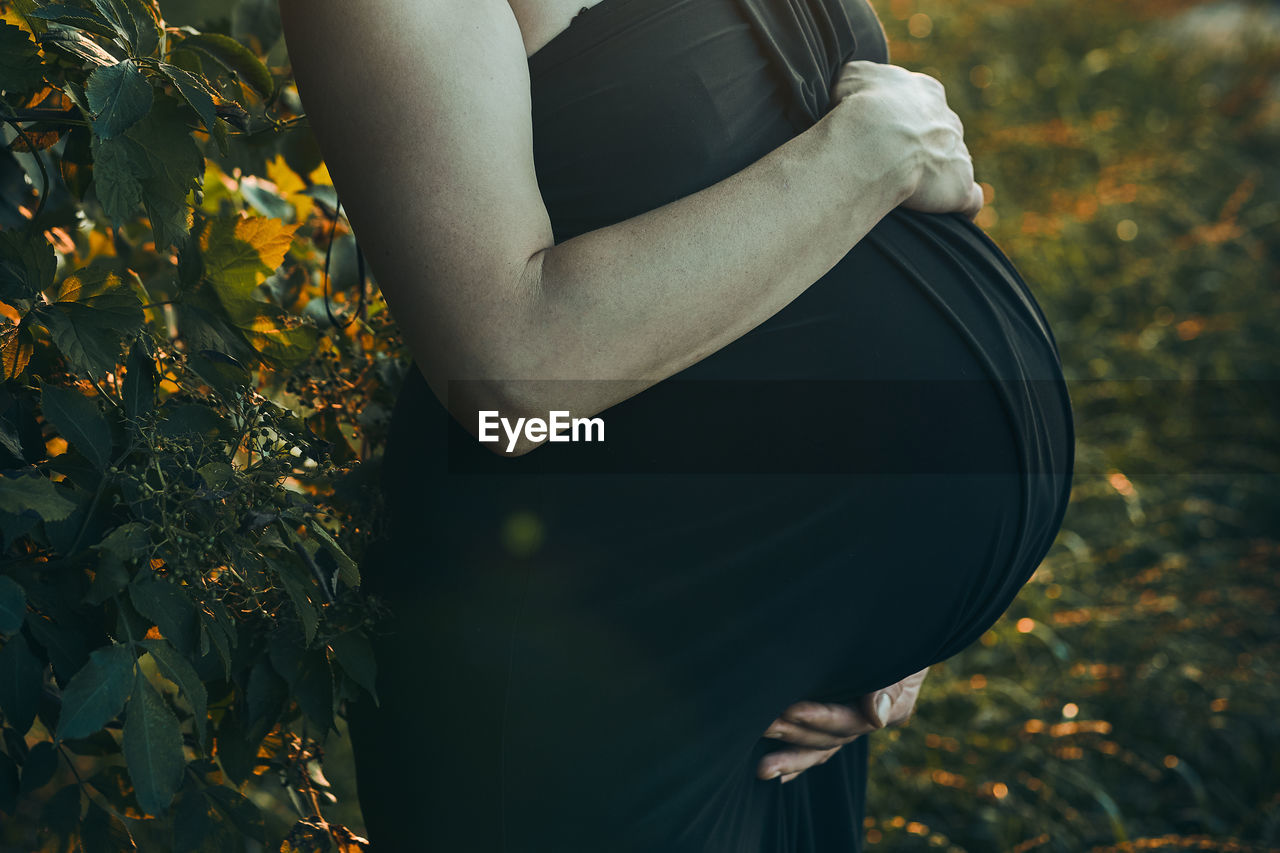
[278,0,977,453]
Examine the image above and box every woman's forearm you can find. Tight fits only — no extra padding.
[470,97,915,444]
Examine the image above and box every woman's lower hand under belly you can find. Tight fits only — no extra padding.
[756,666,931,783]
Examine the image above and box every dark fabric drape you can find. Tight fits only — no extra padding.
[347,1,1074,850]
[728,0,877,131]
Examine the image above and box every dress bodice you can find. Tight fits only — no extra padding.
[527,0,889,242]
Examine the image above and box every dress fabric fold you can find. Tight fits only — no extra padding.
[346,0,1075,850]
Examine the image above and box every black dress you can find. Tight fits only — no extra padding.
[346,0,1075,850]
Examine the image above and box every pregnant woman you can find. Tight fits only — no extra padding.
[279,0,1075,849]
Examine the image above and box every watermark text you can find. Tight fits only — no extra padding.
[478,410,605,452]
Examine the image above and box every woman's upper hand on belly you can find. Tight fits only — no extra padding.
[831,61,984,220]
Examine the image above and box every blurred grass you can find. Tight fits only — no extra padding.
[856,0,1280,849]
[246,0,1280,849]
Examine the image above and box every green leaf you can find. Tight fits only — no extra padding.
[0,750,18,813]
[201,214,297,293]
[187,349,250,401]
[155,401,228,442]
[38,27,120,66]
[90,94,202,247]
[36,261,145,380]
[243,659,286,743]
[0,21,45,95]
[88,0,160,56]
[39,263,144,379]
[0,472,78,523]
[38,301,137,380]
[197,215,316,368]
[64,79,91,113]
[87,524,146,605]
[329,630,377,704]
[85,0,134,46]
[269,555,318,645]
[196,461,235,490]
[268,636,333,733]
[179,33,273,98]
[0,228,56,304]
[86,764,141,816]
[1,319,36,380]
[20,740,57,793]
[39,783,83,850]
[158,62,225,153]
[39,386,113,472]
[40,480,92,553]
[123,669,184,816]
[212,708,254,785]
[87,58,154,138]
[305,519,359,588]
[129,578,197,655]
[26,609,91,685]
[95,521,149,562]
[172,782,212,853]
[62,729,121,757]
[56,642,135,741]
[27,5,121,40]
[119,0,161,56]
[0,633,43,735]
[90,133,146,225]
[122,337,157,423]
[204,786,264,844]
[197,605,233,680]
[49,258,145,310]
[0,576,26,635]
[140,638,207,744]
[125,95,203,249]
[82,798,137,853]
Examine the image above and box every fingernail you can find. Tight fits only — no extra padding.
[764,728,785,739]
[763,768,781,780]
[875,694,893,727]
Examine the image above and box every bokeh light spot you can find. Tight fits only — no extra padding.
[501,510,545,558]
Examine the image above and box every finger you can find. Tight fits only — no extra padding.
[779,700,874,737]
[859,684,904,728]
[965,183,985,220]
[757,746,841,780]
[780,771,802,784]
[762,717,856,748]
[860,666,935,728]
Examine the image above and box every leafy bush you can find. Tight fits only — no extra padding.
[1,0,402,849]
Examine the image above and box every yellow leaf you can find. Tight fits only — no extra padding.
[235,215,299,275]
[267,155,314,222]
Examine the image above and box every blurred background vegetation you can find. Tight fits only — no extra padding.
[2,0,1277,850]
[859,0,1280,850]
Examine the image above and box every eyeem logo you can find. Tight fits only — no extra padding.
[478,411,605,453]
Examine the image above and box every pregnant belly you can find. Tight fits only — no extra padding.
[643,204,1074,486]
